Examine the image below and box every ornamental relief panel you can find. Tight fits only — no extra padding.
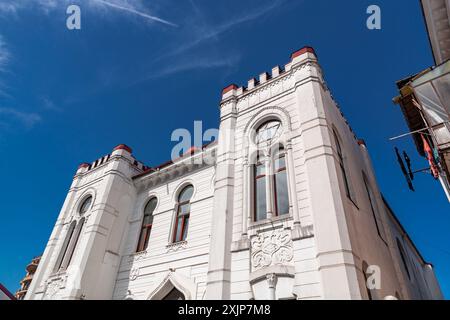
[43,275,68,300]
[250,229,294,271]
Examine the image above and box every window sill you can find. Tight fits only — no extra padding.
[127,250,147,263]
[49,270,67,278]
[131,249,147,256]
[248,214,292,230]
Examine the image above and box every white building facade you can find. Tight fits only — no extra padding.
[25,47,443,300]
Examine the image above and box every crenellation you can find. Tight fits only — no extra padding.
[221,46,318,103]
[247,77,257,90]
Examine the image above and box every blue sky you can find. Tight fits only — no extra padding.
[0,0,448,298]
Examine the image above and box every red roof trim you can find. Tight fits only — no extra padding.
[291,46,316,60]
[222,84,238,95]
[113,144,132,153]
[357,139,367,146]
[78,163,90,169]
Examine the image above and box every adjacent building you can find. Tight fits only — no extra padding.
[15,256,41,300]
[25,47,442,300]
[0,283,15,300]
[393,0,450,201]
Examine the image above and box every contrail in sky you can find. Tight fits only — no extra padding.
[93,0,178,27]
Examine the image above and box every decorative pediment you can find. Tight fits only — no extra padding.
[145,270,197,300]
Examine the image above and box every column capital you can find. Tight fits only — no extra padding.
[266,273,277,288]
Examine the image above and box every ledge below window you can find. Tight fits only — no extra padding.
[248,214,293,230]
[166,240,188,252]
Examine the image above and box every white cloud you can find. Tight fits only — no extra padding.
[0,35,11,97]
[0,36,42,130]
[0,35,9,72]
[134,0,286,82]
[0,0,57,14]
[155,0,286,62]
[41,97,62,112]
[0,108,42,129]
[148,53,241,79]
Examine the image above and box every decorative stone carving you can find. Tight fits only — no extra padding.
[124,290,135,300]
[251,229,293,270]
[43,274,68,300]
[130,267,140,281]
[266,273,277,288]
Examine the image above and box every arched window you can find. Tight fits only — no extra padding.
[54,221,76,272]
[254,154,267,221]
[173,185,193,243]
[136,198,157,252]
[333,129,352,199]
[53,195,91,273]
[273,147,289,216]
[64,217,85,268]
[363,173,386,242]
[251,120,291,223]
[396,238,411,280]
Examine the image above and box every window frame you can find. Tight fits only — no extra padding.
[79,195,92,215]
[273,149,289,217]
[363,173,387,244]
[136,197,157,252]
[253,157,267,222]
[172,185,193,243]
[54,221,76,272]
[65,217,85,267]
[254,120,282,147]
[333,129,352,200]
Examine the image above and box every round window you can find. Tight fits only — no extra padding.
[79,196,92,215]
[255,120,282,146]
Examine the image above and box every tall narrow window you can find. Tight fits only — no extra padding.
[137,198,157,252]
[54,221,76,272]
[363,175,386,242]
[254,156,267,221]
[64,217,85,267]
[333,130,351,199]
[173,185,193,243]
[273,148,289,216]
[397,238,411,280]
[54,196,91,272]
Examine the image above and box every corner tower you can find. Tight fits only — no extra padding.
[206,46,368,299]
[26,145,146,300]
